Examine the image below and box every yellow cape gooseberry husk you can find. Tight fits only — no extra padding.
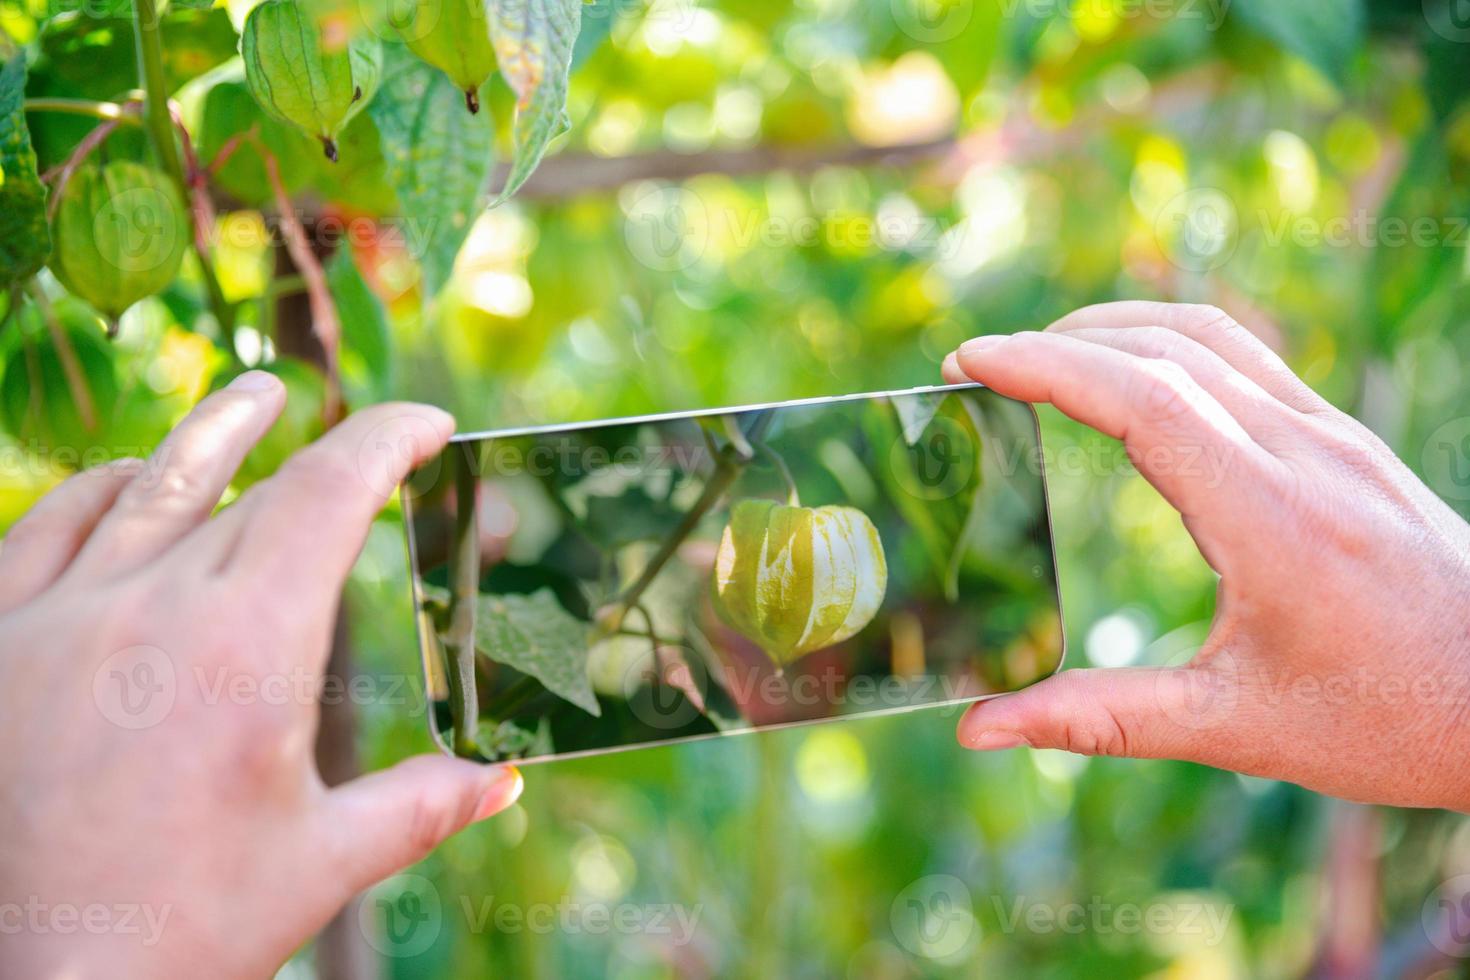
[401,0,498,112]
[712,499,888,668]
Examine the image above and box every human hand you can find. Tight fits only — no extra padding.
[942,302,1470,811]
[0,374,522,976]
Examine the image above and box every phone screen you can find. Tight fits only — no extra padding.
[402,384,1064,763]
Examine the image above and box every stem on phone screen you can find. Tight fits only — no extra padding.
[445,444,481,757]
[598,410,775,633]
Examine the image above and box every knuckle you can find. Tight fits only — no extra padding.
[127,465,212,513]
[1180,303,1238,334]
[280,449,362,495]
[1,511,56,556]
[1322,430,1384,478]
[406,789,471,859]
[1058,711,1132,757]
[1132,360,1199,425]
[1121,325,1182,361]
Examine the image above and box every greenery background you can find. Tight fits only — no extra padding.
[3,0,1470,976]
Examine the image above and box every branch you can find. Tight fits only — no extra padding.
[24,97,142,124]
[445,444,481,758]
[248,134,343,421]
[42,119,120,218]
[497,67,1229,200]
[597,411,773,634]
[130,0,236,348]
[508,138,955,199]
[27,286,98,432]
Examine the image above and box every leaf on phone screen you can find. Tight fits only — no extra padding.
[873,393,984,600]
[892,390,946,446]
[583,486,683,550]
[475,717,553,758]
[475,588,602,716]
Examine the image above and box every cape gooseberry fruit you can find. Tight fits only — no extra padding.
[712,499,888,668]
[400,0,497,113]
[49,161,188,327]
[241,0,383,162]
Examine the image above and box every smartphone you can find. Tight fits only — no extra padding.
[401,384,1064,764]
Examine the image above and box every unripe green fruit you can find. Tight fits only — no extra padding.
[241,0,383,161]
[712,499,888,667]
[400,0,497,113]
[49,161,187,325]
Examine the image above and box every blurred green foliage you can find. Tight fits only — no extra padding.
[3,0,1470,976]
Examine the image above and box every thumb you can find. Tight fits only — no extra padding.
[957,666,1237,761]
[325,755,523,894]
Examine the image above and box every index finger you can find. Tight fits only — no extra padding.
[946,331,1283,529]
[224,402,454,601]
[1044,302,1332,415]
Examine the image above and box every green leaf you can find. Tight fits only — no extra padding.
[368,42,494,298]
[326,250,394,403]
[892,390,945,446]
[0,55,50,288]
[0,305,118,457]
[475,588,601,716]
[486,0,582,205]
[1228,0,1364,86]
[583,486,683,550]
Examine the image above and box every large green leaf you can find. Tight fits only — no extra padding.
[486,0,582,205]
[325,249,393,404]
[0,55,50,288]
[475,588,601,716]
[1229,0,1364,85]
[368,42,494,298]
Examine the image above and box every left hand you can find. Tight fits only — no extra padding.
[0,373,522,977]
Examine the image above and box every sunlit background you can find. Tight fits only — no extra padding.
[4,0,1470,975]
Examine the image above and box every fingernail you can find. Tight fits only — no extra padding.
[967,731,1032,751]
[227,370,281,393]
[422,405,455,436]
[958,335,1007,357]
[473,765,523,821]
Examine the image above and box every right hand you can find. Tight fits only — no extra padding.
[943,302,1470,812]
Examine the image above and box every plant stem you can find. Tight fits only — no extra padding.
[445,444,481,758]
[27,286,98,433]
[130,0,237,349]
[601,410,774,632]
[754,439,799,506]
[132,0,185,190]
[23,97,142,123]
[481,676,541,722]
